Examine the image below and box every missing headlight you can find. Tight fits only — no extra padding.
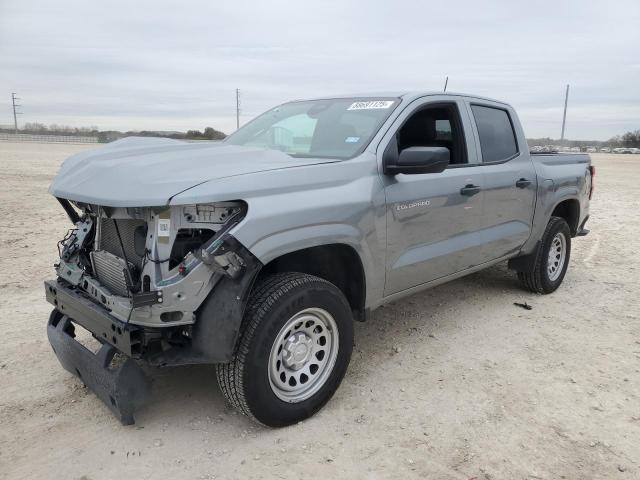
[182,204,242,224]
[168,228,215,269]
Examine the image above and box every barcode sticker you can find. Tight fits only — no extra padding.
[347,100,394,110]
[157,219,171,237]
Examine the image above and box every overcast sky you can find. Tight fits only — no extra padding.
[1,0,638,139]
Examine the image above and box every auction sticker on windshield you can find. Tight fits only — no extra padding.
[347,100,394,110]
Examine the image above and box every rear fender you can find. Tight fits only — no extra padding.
[519,177,582,255]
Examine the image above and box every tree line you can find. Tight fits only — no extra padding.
[0,122,227,142]
[607,130,640,148]
[528,128,640,148]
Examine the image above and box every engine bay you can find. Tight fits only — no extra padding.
[54,199,247,328]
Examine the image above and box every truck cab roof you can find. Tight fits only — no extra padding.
[298,91,511,107]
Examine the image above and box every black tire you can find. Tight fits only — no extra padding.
[215,272,354,427]
[518,216,572,294]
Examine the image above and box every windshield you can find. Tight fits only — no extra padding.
[225,97,399,159]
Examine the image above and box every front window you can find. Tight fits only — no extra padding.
[396,103,467,165]
[225,98,399,159]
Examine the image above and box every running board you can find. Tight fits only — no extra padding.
[47,311,151,425]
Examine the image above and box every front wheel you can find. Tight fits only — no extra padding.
[518,216,572,294]
[216,272,354,427]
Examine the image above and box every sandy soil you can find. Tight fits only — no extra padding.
[0,142,638,480]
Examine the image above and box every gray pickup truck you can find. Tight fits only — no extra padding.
[45,92,593,426]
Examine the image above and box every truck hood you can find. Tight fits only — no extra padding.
[49,137,337,207]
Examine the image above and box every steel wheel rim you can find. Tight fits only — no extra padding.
[547,232,567,281]
[268,307,339,403]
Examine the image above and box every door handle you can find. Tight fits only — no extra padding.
[516,178,531,188]
[460,184,481,196]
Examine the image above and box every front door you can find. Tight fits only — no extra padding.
[381,97,485,296]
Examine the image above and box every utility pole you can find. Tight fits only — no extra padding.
[560,84,569,144]
[11,92,21,133]
[443,76,449,92]
[235,88,240,130]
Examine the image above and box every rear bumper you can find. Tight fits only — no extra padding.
[577,215,590,236]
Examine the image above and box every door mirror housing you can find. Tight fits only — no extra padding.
[384,146,450,175]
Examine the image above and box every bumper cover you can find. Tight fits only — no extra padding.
[47,312,151,425]
[45,281,151,424]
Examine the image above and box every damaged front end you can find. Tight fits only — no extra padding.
[45,198,261,424]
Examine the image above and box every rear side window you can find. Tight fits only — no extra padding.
[471,105,518,162]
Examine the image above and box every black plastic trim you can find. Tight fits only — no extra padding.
[577,215,590,236]
[47,310,150,425]
[57,198,80,224]
[475,152,521,166]
[507,241,541,272]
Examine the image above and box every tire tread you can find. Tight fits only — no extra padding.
[215,272,341,424]
[518,216,569,294]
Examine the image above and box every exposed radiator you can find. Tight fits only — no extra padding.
[91,250,133,297]
[91,218,147,296]
[98,218,146,269]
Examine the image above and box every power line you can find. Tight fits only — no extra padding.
[12,92,22,133]
[560,84,569,143]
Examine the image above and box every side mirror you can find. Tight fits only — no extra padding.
[385,146,450,175]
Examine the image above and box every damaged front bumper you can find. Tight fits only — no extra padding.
[47,310,151,425]
[45,281,151,425]
[45,279,142,356]
[45,233,262,424]
[46,198,264,424]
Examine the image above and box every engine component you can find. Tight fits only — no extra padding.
[91,250,136,297]
[98,218,146,269]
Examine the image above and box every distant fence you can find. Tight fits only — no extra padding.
[0,133,99,144]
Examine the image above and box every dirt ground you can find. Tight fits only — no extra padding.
[0,142,638,480]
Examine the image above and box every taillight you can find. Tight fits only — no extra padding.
[588,165,595,199]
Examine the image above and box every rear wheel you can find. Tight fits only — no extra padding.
[216,272,354,427]
[518,216,572,294]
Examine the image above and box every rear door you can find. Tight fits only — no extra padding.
[380,96,486,296]
[464,101,536,262]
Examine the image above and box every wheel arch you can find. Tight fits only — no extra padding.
[259,243,367,321]
[550,198,580,236]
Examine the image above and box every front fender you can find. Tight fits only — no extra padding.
[146,236,263,365]
[170,154,387,311]
[245,223,380,309]
[248,223,365,264]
